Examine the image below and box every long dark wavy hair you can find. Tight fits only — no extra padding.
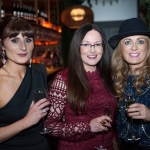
[67,23,115,114]
[0,16,35,68]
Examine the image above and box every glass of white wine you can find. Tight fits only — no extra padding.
[34,88,52,134]
[95,105,112,150]
[125,95,140,141]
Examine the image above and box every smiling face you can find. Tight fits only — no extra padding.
[3,32,34,66]
[80,30,103,72]
[121,35,149,73]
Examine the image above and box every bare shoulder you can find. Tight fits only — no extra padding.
[0,68,20,108]
[0,68,10,83]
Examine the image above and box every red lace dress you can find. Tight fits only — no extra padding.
[45,69,116,150]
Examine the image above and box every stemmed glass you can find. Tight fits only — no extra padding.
[34,88,52,134]
[125,95,140,141]
[95,105,112,150]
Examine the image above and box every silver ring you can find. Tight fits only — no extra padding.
[41,109,46,113]
[139,111,141,116]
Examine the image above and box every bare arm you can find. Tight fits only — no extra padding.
[0,117,30,143]
[0,98,50,143]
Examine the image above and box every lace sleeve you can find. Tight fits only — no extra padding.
[45,74,96,141]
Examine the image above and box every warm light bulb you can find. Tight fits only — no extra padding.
[70,8,85,21]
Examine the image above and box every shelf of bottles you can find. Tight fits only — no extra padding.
[11,1,61,31]
[32,21,62,70]
[13,3,39,23]
[12,2,49,25]
[0,0,63,71]
[32,24,63,70]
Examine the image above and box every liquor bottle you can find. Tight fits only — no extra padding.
[1,1,5,20]
[27,5,31,21]
[23,4,27,20]
[28,6,31,21]
[26,5,29,20]
[13,2,17,17]
[29,6,33,21]
[24,6,27,20]
[17,3,20,17]
[37,9,41,24]
[33,7,36,23]
[20,4,24,18]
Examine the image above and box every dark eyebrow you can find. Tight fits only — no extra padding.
[9,36,18,39]
[81,41,102,43]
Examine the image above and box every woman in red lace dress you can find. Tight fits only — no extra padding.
[45,23,117,150]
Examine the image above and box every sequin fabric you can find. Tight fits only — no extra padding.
[118,75,150,147]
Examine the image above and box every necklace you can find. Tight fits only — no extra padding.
[142,124,150,139]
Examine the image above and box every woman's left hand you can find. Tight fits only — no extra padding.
[127,103,150,121]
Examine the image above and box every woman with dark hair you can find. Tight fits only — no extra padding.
[109,18,150,150]
[46,23,117,150]
[0,17,51,150]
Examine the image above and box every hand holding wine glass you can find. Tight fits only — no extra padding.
[125,95,140,141]
[34,88,52,134]
[95,105,112,150]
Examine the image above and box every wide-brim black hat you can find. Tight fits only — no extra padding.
[108,18,150,50]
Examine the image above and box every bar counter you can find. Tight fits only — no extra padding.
[46,66,64,75]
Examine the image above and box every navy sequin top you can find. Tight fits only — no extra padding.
[117,75,150,146]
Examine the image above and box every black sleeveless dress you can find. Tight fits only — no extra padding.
[0,64,51,150]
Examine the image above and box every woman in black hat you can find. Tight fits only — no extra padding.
[109,18,150,150]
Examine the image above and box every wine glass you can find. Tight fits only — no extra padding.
[125,95,140,141]
[34,88,52,134]
[95,105,112,150]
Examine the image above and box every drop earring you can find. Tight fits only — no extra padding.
[2,50,6,68]
[29,57,32,68]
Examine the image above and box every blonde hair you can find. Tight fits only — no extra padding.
[112,36,150,101]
